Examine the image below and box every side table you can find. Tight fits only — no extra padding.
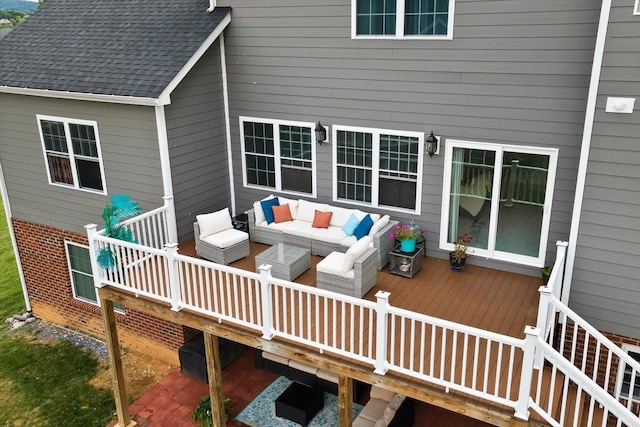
[389,245,423,278]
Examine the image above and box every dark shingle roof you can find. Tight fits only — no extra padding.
[0,1,230,99]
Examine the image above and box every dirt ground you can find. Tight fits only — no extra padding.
[14,319,173,401]
[90,345,174,400]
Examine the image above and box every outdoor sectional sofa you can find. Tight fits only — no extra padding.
[248,196,397,270]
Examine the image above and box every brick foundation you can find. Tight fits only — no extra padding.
[12,218,190,365]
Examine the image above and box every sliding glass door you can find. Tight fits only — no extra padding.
[441,140,558,266]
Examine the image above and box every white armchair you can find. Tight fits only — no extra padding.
[194,208,250,265]
[316,236,377,297]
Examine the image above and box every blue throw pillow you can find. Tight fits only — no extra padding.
[260,197,280,224]
[353,214,374,240]
[342,214,361,236]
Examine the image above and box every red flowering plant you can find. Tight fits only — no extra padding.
[389,223,423,241]
[451,233,473,262]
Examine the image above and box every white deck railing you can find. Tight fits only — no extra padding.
[86,205,640,426]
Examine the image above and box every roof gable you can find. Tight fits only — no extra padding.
[0,0,230,100]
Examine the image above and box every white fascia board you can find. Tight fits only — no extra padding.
[157,11,231,104]
[0,86,161,106]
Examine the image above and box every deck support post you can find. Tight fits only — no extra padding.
[258,265,275,339]
[100,294,137,427]
[165,243,182,311]
[514,326,539,421]
[509,418,529,427]
[204,332,226,427]
[337,374,353,427]
[374,291,390,375]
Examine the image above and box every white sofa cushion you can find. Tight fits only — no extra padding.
[342,236,371,272]
[296,199,328,222]
[252,194,275,224]
[197,208,232,238]
[283,221,316,239]
[316,252,355,279]
[278,196,299,219]
[200,228,248,249]
[330,206,355,227]
[313,225,347,245]
[341,235,358,248]
[369,215,390,236]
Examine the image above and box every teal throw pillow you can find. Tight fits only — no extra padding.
[260,197,280,224]
[342,214,361,236]
[353,214,374,240]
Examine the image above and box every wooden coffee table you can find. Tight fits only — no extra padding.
[275,381,324,426]
[255,244,311,281]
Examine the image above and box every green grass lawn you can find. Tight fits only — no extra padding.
[0,201,116,426]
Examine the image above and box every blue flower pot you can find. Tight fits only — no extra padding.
[400,238,417,253]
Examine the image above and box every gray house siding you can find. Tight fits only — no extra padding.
[569,2,640,339]
[0,94,164,234]
[166,40,230,241]
[218,0,600,274]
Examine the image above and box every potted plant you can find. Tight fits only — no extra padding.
[540,265,553,286]
[449,233,472,271]
[192,394,231,427]
[390,222,424,253]
[96,194,141,269]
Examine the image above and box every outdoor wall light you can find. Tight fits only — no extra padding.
[426,131,439,157]
[315,121,328,145]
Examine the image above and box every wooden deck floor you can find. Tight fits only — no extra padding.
[180,239,542,340]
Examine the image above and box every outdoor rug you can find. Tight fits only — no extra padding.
[235,376,364,427]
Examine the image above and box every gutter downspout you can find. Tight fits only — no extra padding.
[220,33,237,216]
[155,105,179,243]
[562,0,612,305]
[0,161,31,312]
[207,0,216,13]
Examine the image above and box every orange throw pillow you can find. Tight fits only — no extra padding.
[272,204,293,223]
[312,210,332,228]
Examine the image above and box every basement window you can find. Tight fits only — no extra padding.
[617,344,640,403]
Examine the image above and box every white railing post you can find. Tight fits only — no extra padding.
[165,243,182,311]
[374,291,390,375]
[534,286,552,369]
[554,241,568,302]
[163,195,178,244]
[515,326,539,421]
[259,264,275,340]
[85,224,105,289]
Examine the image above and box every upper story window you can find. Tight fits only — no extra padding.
[240,117,317,197]
[333,125,424,214]
[37,115,106,194]
[635,0,640,15]
[440,140,558,267]
[353,0,455,39]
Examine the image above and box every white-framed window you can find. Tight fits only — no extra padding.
[352,0,455,39]
[65,242,123,312]
[617,344,640,403]
[332,125,424,214]
[240,117,317,197]
[37,115,106,194]
[635,0,640,15]
[440,140,558,267]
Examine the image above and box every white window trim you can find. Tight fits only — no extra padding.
[65,241,124,313]
[439,139,558,267]
[37,114,107,195]
[616,344,640,404]
[635,0,640,15]
[239,116,318,198]
[351,0,455,40]
[332,124,424,215]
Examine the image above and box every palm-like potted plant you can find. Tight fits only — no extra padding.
[449,233,472,271]
[96,194,141,269]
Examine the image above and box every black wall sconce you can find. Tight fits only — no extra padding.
[426,131,439,157]
[315,121,327,145]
